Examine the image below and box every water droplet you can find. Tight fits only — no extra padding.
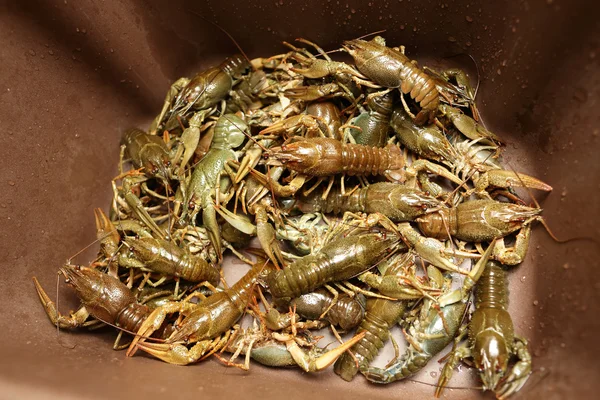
[430,371,438,378]
[496,69,502,75]
[8,181,15,186]
[520,275,526,282]
[533,300,539,306]
[465,15,473,22]
[400,24,405,30]
[448,36,456,42]
[48,50,54,55]
[28,49,36,56]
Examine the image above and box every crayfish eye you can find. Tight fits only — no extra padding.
[165,160,171,167]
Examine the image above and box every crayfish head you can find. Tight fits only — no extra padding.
[60,265,136,323]
[266,141,321,174]
[168,308,212,343]
[343,36,385,55]
[473,330,510,391]
[143,153,171,183]
[60,265,103,304]
[343,37,389,69]
[122,237,160,263]
[342,39,370,62]
[173,84,200,114]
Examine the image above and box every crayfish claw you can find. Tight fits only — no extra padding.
[135,342,190,365]
[310,331,366,371]
[477,169,553,194]
[136,340,216,366]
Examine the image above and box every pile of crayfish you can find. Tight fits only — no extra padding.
[34,36,551,399]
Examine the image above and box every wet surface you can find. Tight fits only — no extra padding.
[0,1,599,399]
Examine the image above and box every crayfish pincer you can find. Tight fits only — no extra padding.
[436,260,532,399]
[343,36,439,125]
[151,54,251,132]
[292,182,441,222]
[127,261,275,365]
[121,237,221,285]
[179,113,248,258]
[266,233,398,302]
[267,137,405,181]
[417,199,542,265]
[333,253,415,381]
[33,265,151,335]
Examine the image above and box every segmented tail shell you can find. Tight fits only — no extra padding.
[475,261,509,310]
[220,54,251,78]
[295,187,365,214]
[334,299,406,381]
[341,143,404,176]
[116,303,151,333]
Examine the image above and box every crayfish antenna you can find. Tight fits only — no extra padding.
[354,29,388,41]
[187,10,253,71]
[507,162,598,246]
